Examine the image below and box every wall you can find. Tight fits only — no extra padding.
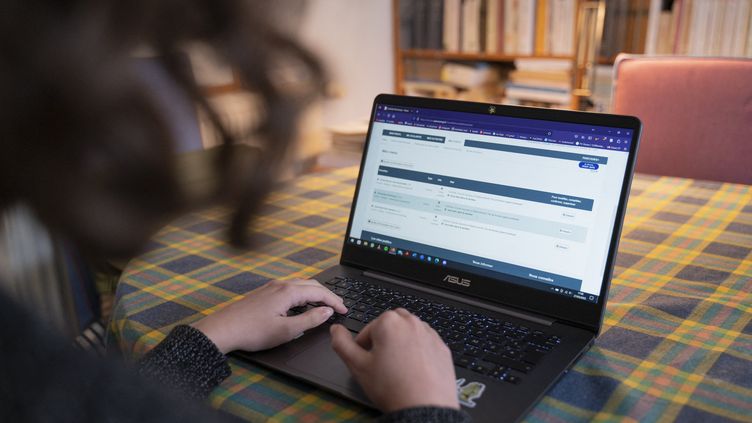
[298,0,395,127]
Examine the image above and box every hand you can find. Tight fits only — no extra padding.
[192,279,347,354]
[330,308,459,412]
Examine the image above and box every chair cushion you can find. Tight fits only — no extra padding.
[613,56,752,184]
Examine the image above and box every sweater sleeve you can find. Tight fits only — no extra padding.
[137,325,231,399]
[380,407,472,423]
[0,292,241,423]
[0,289,467,423]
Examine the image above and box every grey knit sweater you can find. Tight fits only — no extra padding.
[0,292,470,422]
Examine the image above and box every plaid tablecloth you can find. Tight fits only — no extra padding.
[110,167,752,422]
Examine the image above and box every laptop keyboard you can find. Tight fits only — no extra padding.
[289,277,562,385]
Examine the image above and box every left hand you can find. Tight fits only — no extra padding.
[191,279,347,354]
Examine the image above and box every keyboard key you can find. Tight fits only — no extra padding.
[341,318,365,332]
[344,290,361,299]
[483,354,532,373]
[504,375,521,384]
[454,355,473,368]
[325,278,342,286]
[320,276,560,380]
[353,303,369,312]
[348,311,365,321]
[336,280,353,289]
[467,337,483,348]
[470,363,490,375]
[363,313,378,324]
[522,351,545,364]
[464,346,482,358]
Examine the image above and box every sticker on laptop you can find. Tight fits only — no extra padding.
[456,378,486,408]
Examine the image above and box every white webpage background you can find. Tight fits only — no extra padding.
[350,121,629,296]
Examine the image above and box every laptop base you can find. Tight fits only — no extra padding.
[234,265,595,423]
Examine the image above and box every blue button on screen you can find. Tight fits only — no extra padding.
[579,162,599,170]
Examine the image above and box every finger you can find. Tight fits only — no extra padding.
[330,324,369,370]
[353,320,375,350]
[394,308,412,318]
[289,278,323,287]
[285,285,348,314]
[284,306,334,337]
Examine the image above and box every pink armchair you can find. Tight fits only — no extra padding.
[612,55,752,185]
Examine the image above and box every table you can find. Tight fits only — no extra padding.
[110,167,752,422]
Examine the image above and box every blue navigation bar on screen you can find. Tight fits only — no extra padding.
[377,166,594,211]
[375,104,632,153]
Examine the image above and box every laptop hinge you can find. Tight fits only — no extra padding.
[363,270,555,327]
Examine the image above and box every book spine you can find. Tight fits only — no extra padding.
[497,0,505,53]
[517,0,536,55]
[443,0,462,51]
[535,0,548,55]
[427,0,444,50]
[504,0,519,54]
[486,0,500,53]
[733,0,752,56]
[644,0,662,54]
[399,0,415,49]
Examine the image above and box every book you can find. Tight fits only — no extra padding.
[426,0,444,50]
[535,0,549,55]
[462,0,482,52]
[504,58,572,106]
[399,0,416,49]
[329,119,369,153]
[504,0,520,54]
[486,0,501,53]
[644,0,662,55]
[443,0,462,51]
[441,62,500,88]
[403,81,459,99]
[517,0,537,55]
[505,84,571,104]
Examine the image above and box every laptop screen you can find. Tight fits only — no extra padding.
[347,101,634,305]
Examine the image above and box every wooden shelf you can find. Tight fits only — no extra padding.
[401,49,574,63]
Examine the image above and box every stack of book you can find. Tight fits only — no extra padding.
[644,0,752,57]
[503,59,572,107]
[400,0,577,57]
[404,61,505,102]
[328,119,370,153]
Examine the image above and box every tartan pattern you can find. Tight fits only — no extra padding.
[109,168,752,422]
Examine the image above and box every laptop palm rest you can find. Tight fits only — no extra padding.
[285,336,371,405]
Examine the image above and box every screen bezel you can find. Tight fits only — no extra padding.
[340,94,641,334]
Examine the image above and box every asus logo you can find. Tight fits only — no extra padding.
[443,275,471,287]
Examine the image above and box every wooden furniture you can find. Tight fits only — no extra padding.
[391,0,606,110]
[111,166,752,422]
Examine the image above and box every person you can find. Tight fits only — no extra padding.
[0,1,470,421]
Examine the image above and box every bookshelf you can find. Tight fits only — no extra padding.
[400,49,573,62]
[392,0,599,110]
[392,0,752,112]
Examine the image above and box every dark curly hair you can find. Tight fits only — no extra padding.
[0,0,325,257]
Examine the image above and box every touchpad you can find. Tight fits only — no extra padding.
[286,337,368,402]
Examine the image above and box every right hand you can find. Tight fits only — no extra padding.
[330,308,459,412]
[192,279,347,354]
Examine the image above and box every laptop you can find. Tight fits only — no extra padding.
[235,94,641,422]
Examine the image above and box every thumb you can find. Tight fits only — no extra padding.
[330,324,369,370]
[285,306,333,337]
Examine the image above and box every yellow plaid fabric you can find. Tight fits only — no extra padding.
[110,168,752,422]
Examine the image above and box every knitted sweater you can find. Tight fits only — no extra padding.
[0,292,470,422]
